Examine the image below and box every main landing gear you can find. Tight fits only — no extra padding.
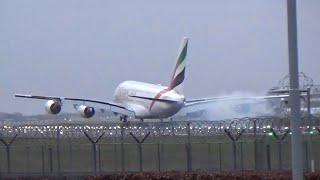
[120,115,128,123]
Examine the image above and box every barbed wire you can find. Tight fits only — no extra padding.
[0,116,319,139]
[278,72,314,90]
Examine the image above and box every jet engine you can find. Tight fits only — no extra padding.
[78,105,95,118]
[45,100,62,115]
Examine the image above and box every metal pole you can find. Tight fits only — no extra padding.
[48,147,53,173]
[128,132,150,172]
[138,143,142,172]
[157,143,161,172]
[240,142,243,172]
[41,146,45,176]
[171,122,175,136]
[26,146,30,174]
[56,126,61,176]
[207,143,211,171]
[0,148,2,178]
[307,88,311,121]
[278,142,282,170]
[69,142,73,171]
[287,0,303,179]
[93,143,97,175]
[266,144,271,170]
[186,143,192,171]
[113,144,118,172]
[305,141,309,171]
[233,142,237,171]
[98,144,101,174]
[83,132,105,176]
[157,122,163,172]
[0,148,2,180]
[6,146,10,174]
[186,122,192,171]
[219,143,222,172]
[254,121,258,170]
[120,124,125,172]
[0,134,18,174]
[307,88,314,172]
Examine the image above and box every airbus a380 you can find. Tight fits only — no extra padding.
[15,37,290,121]
[15,37,190,122]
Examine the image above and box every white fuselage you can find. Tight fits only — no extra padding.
[113,81,185,119]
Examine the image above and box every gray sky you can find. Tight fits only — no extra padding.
[1,0,319,115]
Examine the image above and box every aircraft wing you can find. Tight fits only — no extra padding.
[15,94,134,115]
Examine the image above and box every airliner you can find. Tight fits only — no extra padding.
[15,37,291,122]
[15,37,190,122]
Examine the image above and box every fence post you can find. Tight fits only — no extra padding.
[0,147,2,179]
[56,126,61,176]
[48,147,53,173]
[171,121,175,136]
[186,121,192,171]
[266,144,271,170]
[158,122,164,172]
[224,129,245,171]
[269,128,290,171]
[138,143,142,171]
[26,146,30,175]
[157,143,161,172]
[254,139,259,170]
[207,143,211,171]
[240,142,244,172]
[98,144,102,174]
[306,88,314,172]
[129,132,150,172]
[232,142,237,170]
[69,142,73,171]
[120,124,125,172]
[6,146,10,174]
[311,138,315,172]
[113,144,118,172]
[219,143,222,172]
[84,131,105,176]
[41,146,45,176]
[93,144,97,175]
[308,134,315,172]
[305,141,308,171]
[0,134,18,174]
[253,120,259,170]
[278,141,282,170]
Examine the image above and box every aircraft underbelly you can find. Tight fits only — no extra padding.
[127,100,182,119]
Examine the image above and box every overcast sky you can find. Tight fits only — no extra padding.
[1,0,319,115]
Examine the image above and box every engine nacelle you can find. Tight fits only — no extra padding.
[78,105,95,118]
[45,100,62,115]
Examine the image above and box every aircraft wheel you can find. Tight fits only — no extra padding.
[122,115,128,123]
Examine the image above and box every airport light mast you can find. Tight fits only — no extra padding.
[286,0,303,179]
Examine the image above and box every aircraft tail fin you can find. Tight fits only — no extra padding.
[168,37,188,94]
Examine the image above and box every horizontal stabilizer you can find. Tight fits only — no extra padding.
[129,95,178,102]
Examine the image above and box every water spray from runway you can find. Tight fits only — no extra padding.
[180,91,281,121]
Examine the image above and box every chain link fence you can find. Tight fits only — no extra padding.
[0,116,319,177]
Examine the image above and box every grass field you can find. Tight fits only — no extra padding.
[0,133,320,177]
